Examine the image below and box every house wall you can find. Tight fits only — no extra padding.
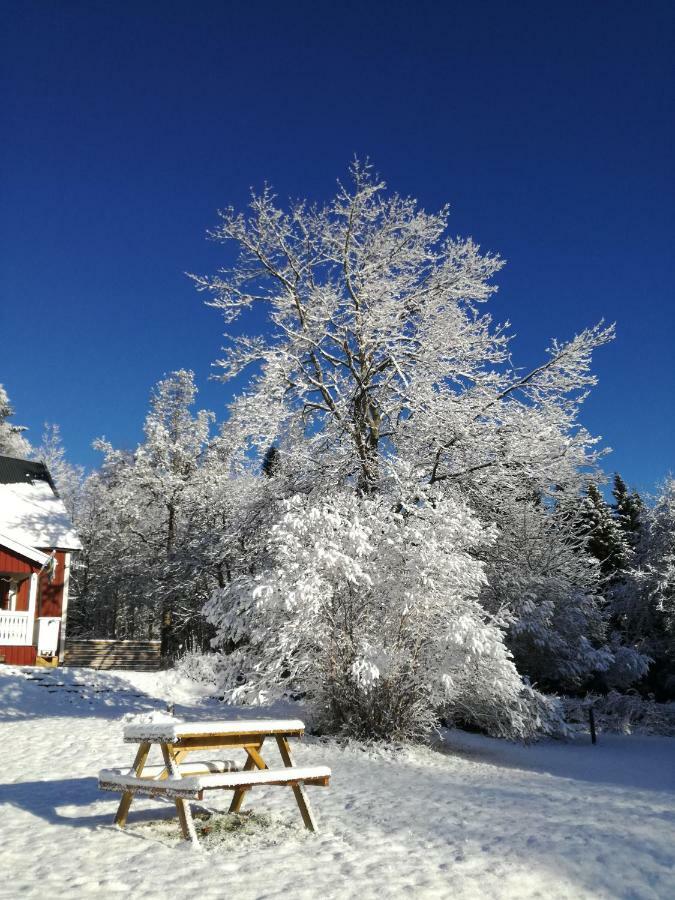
[0,549,34,574]
[38,550,67,616]
[15,577,30,612]
[1,545,66,661]
[0,646,37,665]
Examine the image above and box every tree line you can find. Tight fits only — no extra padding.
[1,163,672,739]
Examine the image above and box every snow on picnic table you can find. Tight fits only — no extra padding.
[0,666,673,900]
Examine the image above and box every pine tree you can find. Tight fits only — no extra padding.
[261,445,281,478]
[612,474,643,547]
[579,484,630,580]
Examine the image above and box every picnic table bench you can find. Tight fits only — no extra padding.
[98,718,330,845]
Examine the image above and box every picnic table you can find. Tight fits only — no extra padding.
[98,718,331,845]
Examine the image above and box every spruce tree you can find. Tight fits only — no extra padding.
[612,474,643,547]
[580,484,630,580]
[261,445,281,478]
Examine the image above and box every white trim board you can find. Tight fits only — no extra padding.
[0,532,50,567]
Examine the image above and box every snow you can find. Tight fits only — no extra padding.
[99,766,332,794]
[0,480,82,550]
[123,718,306,742]
[1,665,674,899]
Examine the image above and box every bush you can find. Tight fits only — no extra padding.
[562,691,675,736]
[205,489,557,741]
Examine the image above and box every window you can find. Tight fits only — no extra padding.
[0,577,17,612]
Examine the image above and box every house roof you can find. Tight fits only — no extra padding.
[0,455,55,489]
[0,455,82,551]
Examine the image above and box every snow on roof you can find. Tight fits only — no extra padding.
[0,480,82,551]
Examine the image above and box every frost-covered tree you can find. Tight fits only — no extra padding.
[131,370,215,655]
[480,493,613,691]
[36,424,84,521]
[70,371,222,655]
[195,163,617,736]
[192,161,613,501]
[0,384,31,458]
[614,477,675,698]
[68,453,153,640]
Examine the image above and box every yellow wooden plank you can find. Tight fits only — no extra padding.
[275,735,319,832]
[244,745,269,771]
[171,735,265,751]
[157,746,188,780]
[228,739,275,812]
[160,743,198,843]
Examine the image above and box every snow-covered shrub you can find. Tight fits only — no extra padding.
[562,692,675,736]
[173,648,224,693]
[206,489,553,740]
[601,641,652,691]
[479,495,650,693]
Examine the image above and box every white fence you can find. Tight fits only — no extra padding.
[0,612,33,646]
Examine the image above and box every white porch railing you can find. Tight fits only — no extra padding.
[0,612,33,646]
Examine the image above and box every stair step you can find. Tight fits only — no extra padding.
[62,638,162,671]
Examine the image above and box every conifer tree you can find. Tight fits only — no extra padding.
[261,445,281,478]
[579,484,630,581]
[612,474,643,546]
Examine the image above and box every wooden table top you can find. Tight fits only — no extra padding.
[123,717,306,743]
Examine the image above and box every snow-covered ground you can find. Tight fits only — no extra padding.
[1,666,673,899]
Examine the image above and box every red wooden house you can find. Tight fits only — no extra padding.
[0,455,81,665]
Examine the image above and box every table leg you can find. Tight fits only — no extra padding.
[158,747,188,779]
[229,741,267,814]
[275,735,319,832]
[114,741,150,828]
[160,743,200,847]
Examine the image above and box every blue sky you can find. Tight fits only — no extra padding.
[1,0,673,493]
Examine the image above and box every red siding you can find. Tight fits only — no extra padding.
[1,546,68,658]
[0,548,36,574]
[15,577,30,612]
[0,645,37,665]
[0,545,36,614]
[38,550,67,617]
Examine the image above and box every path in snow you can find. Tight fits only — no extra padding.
[0,665,674,899]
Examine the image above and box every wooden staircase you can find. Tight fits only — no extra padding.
[63,639,162,671]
